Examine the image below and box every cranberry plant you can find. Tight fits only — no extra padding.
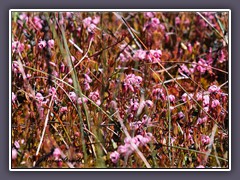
[11,11,229,169]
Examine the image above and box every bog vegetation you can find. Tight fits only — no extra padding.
[11,11,229,169]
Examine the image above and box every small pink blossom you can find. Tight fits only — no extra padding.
[129,121,142,130]
[218,50,226,63]
[89,90,100,102]
[175,16,181,25]
[167,94,175,102]
[129,99,139,111]
[77,97,88,104]
[35,92,44,102]
[110,151,120,163]
[68,78,73,84]
[178,64,190,76]
[53,148,61,160]
[203,94,210,106]
[123,74,142,92]
[144,12,156,18]
[178,111,185,119]
[60,106,68,113]
[14,141,20,149]
[12,41,24,53]
[208,85,220,93]
[141,115,152,126]
[187,43,192,53]
[38,40,47,49]
[152,88,165,100]
[12,148,18,160]
[84,74,92,83]
[145,100,153,108]
[211,99,220,108]
[12,92,17,103]
[201,135,210,145]
[196,165,205,168]
[69,92,77,102]
[83,17,92,28]
[48,39,55,48]
[197,116,207,125]
[182,93,193,102]
[92,16,100,24]
[33,16,43,30]
[133,50,146,61]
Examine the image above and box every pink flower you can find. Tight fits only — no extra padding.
[145,100,153,108]
[12,148,18,160]
[83,17,92,28]
[84,74,92,83]
[187,43,192,53]
[38,40,47,49]
[12,41,24,53]
[152,88,165,100]
[110,151,120,163]
[89,90,100,101]
[197,116,207,125]
[167,94,175,102]
[201,135,210,145]
[12,92,17,103]
[48,39,55,48]
[211,99,220,108]
[203,94,210,106]
[60,106,68,113]
[92,16,100,24]
[178,64,190,76]
[175,16,181,25]
[123,74,142,92]
[196,58,208,74]
[133,50,146,61]
[69,92,77,102]
[87,23,96,33]
[77,97,88,104]
[68,78,73,84]
[196,92,203,101]
[33,16,43,30]
[196,165,205,168]
[218,50,226,63]
[141,115,152,126]
[182,93,193,102]
[129,99,139,111]
[129,121,142,130]
[178,111,185,119]
[144,12,156,18]
[35,92,44,102]
[208,85,220,93]
[14,141,20,149]
[53,148,61,160]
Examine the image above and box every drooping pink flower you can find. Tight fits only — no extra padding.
[82,17,92,28]
[68,78,73,84]
[201,135,210,145]
[211,99,220,108]
[84,74,92,83]
[12,92,17,103]
[77,97,88,105]
[196,58,209,74]
[14,141,20,149]
[33,16,43,30]
[145,100,153,108]
[129,121,142,130]
[196,165,205,168]
[110,151,120,163]
[152,88,165,100]
[38,40,47,49]
[123,74,142,92]
[129,98,139,111]
[48,39,55,48]
[12,41,24,53]
[12,148,18,160]
[133,49,146,61]
[92,16,100,24]
[178,64,190,76]
[60,106,68,113]
[203,94,210,106]
[182,93,193,102]
[197,116,208,125]
[218,50,226,63]
[208,85,220,93]
[178,111,185,119]
[175,16,181,25]
[144,12,156,18]
[89,90,100,102]
[167,94,175,102]
[69,92,77,102]
[53,148,61,160]
[141,115,152,126]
